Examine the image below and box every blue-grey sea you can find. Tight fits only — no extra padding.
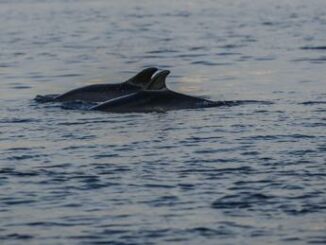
[0,0,325,244]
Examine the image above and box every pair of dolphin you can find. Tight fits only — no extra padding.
[45,67,220,112]
[38,67,267,112]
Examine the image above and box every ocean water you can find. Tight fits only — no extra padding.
[0,0,325,244]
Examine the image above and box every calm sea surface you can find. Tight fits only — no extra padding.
[0,0,325,244]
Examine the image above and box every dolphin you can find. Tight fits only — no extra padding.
[51,67,158,102]
[91,70,229,113]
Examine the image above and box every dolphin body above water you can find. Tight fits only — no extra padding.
[48,67,158,102]
[91,70,237,113]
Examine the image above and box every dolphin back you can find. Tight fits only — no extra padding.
[51,67,157,102]
[54,83,140,102]
[91,92,152,112]
[91,90,217,113]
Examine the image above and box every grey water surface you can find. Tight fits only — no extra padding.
[0,0,326,244]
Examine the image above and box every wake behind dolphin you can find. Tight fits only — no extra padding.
[91,70,270,113]
[35,67,158,103]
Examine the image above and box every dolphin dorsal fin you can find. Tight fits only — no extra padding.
[126,67,158,88]
[145,70,170,90]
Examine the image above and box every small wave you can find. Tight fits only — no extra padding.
[0,118,40,124]
[11,85,31,89]
[53,74,82,78]
[255,56,276,61]
[188,227,233,236]
[147,49,178,54]
[261,21,275,26]
[218,166,254,174]
[189,46,207,51]
[6,147,40,151]
[34,94,58,103]
[219,221,253,229]
[93,153,120,159]
[300,101,326,105]
[25,221,81,227]
[217,52,241,56]
[212,193,274,209]
[0,233,33,240]
[300,46,326,50]
[177,54,206,58]
[241,134,315,141]
[2,198,36,205]
[142,195,179,207]
[0,63,11,67]
[144,184,174,189]
[292,57,326,63]
[219,44,244,49]
[307,237,326,244]
[7,154,47,161]
[191,61,231,66]
[0,168,39,177]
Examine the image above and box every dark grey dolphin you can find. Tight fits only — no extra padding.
[52,67,158,102]
[91,70,227,113]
